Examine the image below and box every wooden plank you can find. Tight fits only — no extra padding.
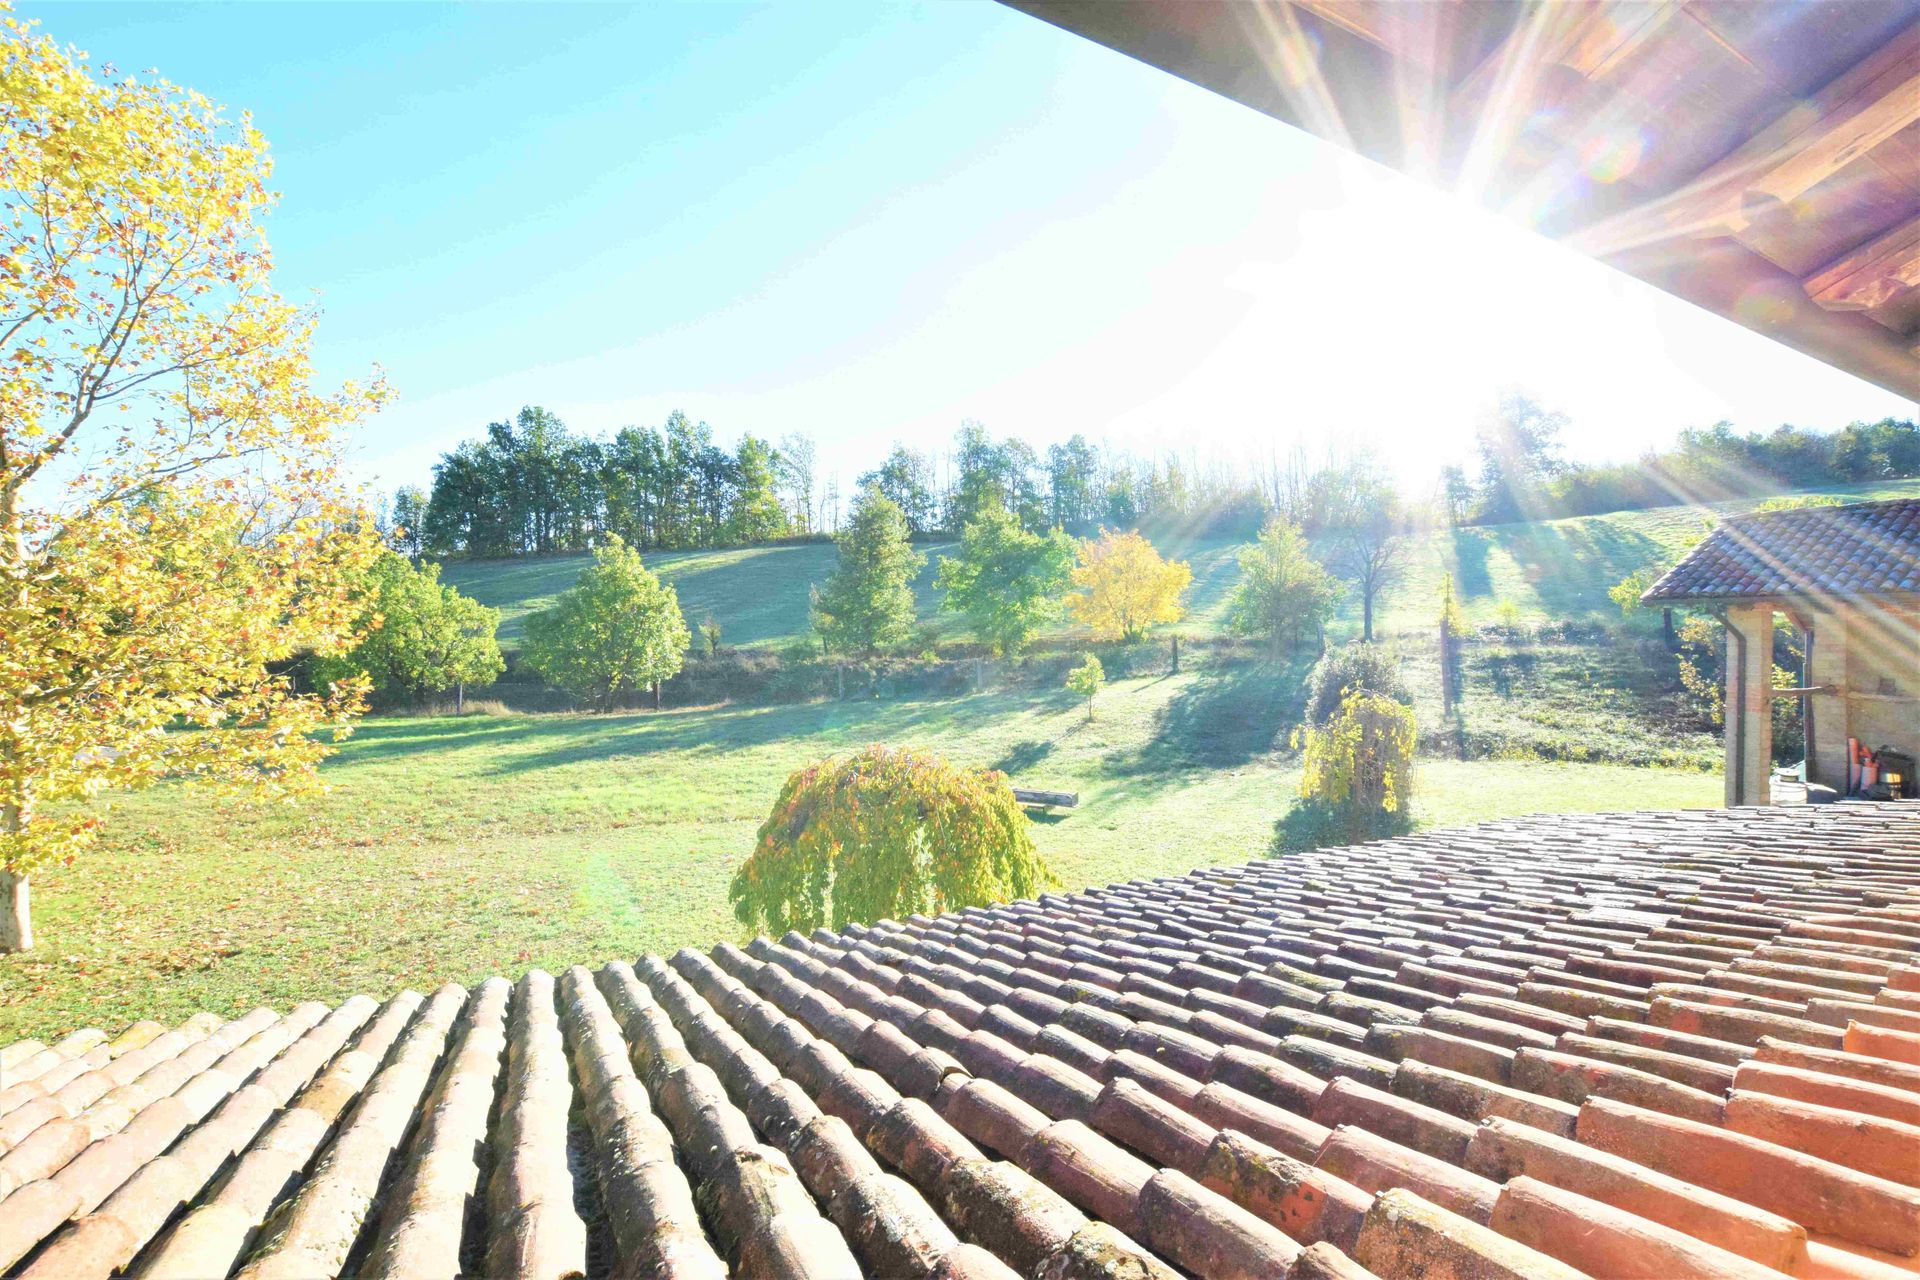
[1654,20,1920,238]
[1805,213,1920,313]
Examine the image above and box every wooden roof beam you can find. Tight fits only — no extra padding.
[1449,2,1685,116]
[1805,213,1920,314]
[1660,21,1920,238]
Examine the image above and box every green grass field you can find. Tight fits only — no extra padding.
[19,484,1908,1039]
[5,659,1720,1040]
[443,479,1920,648]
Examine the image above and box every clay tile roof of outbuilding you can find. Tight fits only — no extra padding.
[1643,498,1920,603]
[4,803,1920,1279]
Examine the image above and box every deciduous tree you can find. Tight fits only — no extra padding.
[312,554,503,707]
[1065,529,1190,643]
[935,502,1073,655]
[1323,463,1407,643]
[777,431,817,534]
[0,15,389,950]
[729,746,1055,933]
[387,486,429,560]
[727,433,789,544]
[522,536,689,711]
[1066,654,1104,720]
[811,485,924,657]
[1226,518,1342,659]
[858,444,937,535]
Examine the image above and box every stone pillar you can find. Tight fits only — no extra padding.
[1805,609,1849,793]
[1723,604,1773,807]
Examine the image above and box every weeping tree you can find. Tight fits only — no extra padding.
[729,746,1056,934]
[1275,688,1417,851]
[0,15,389,951]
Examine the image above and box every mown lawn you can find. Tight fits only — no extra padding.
[4,664,1719,1040]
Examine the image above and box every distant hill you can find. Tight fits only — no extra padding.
[440,478,1920,650]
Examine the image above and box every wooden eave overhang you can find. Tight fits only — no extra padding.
[1001,0,1920,399]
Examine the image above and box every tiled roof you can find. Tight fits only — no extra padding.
[1642,499,1920,603]
[3,804,1920,1279]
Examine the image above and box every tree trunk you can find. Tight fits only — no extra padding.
[1170,635,1179,674]
[1362,592,1374,642]
[455,682,464,715]
[652,680,662,711]
[1,871,29,953]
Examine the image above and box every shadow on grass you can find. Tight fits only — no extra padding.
[1443,528,1495,599]
[1505,519,1663,619]
[993,739,1056,775]
[1105,657,1313,787]
[339,698,836,772]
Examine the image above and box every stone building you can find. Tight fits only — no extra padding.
[1643,498,1920,806]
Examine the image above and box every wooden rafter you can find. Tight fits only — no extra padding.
[1806,213,1920,313]
[1001,0,1920,399]
[1449,1,1685,117]
[1661,21,1920,237]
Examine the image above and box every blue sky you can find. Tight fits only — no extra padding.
[42,2,1916,498]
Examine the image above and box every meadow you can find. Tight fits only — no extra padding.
[5,663,1718,1039]
[11,481,1913,1037]
[444,478,1920,647]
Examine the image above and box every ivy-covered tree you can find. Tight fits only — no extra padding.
[0,14,388,950]
[312,554,503,707]
[1275,688,1417,851]
[1226,518,1342,659]
[935,502,1074,655]
[522,536,690,711]
[729,746,1056,933]
[812,485,925,657]
[1065,529,1191,642]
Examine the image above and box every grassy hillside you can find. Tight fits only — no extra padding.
[5,663,1718,1039]
[442,479,1920,649]
[14,482,1908,1037]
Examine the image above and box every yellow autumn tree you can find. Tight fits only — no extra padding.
[0,13,388,950]
[1065,529,1191,642]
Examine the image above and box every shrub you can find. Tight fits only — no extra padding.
[729,746,1056,934]
[1066,654,1105,720]
[1303,643,1410,727]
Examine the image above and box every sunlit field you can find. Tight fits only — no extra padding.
[444,479,1920,648]
[6,664,1719,1039]
[16,483,1910,1037]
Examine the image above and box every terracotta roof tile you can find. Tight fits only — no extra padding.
[5,804,1920,1276]
[1643,499,1920,601]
